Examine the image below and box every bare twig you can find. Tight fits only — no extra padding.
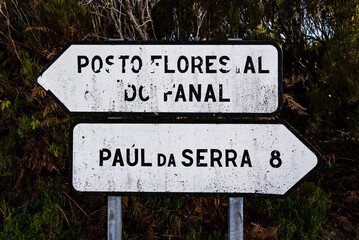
[194,3,207,40]
[0,207,6,219]
[147,0,158,40]
[109,1,124,39]
[58,206,72,231]
[119,0,148,40]
[336,157,357,162]
[81,0,159,40]
[283,93,308,115]
[0,1,22,63]
[62,191,90,219]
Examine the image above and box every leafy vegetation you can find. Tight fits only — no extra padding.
[0,0,358,239]
[261,182,331,239]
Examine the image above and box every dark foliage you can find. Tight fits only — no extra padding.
[0,0,358,239]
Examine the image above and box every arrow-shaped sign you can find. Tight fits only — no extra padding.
[38,41,282,116]
[70,120,321,197]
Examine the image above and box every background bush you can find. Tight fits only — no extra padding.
[1,0,358,239]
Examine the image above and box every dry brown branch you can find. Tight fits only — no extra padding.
[323,153,336,167]
[146,0,157,40]
[119,0,148,40]
[344,191,359,206]
[0,207,6,219]
[63,191,90,219]
[283,73,309,88]
[59,206,72,231]
[0,1,21,63]
[249,222,279,240]
[193,3,207,40]
[339,216,357,234]
[109,0,124,39]
[81,0,159,40]
[283,93,308,115]
[162,234,182,238]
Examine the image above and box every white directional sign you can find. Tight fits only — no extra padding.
[38,41,282,116]
[70,120,321,196]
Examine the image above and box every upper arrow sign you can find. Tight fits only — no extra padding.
[38,41,282,116]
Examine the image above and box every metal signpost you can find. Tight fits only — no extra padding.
[37,41,321,240]
[107,196,121,240]
[229,197,243,239]
[227,38,243,240]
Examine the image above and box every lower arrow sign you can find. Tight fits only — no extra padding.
[69,120,321,197]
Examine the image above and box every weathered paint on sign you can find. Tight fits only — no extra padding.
[70,120,321,197]
[38,41,282,116]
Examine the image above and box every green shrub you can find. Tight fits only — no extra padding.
[261,182,331,239]
[0,178,79,240]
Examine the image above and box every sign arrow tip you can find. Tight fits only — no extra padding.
[37,75,49,91]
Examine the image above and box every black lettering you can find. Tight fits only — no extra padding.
[126,148,138,166]
[106,55,114,66]
[258,56,269,73]
[125,85,136,101]
[189,84,201,102]
[197,149,208,167]
[177,56,189,73]
[219,56,230,73]
[91,55,103,73]
[182,149,193,167]
[244,56,255,73]
[225,149,237,167]
[139,86,149,101]
[210,149,222,167]
[78,56,89,73]
[270,150,282,168]
[168,154,176,167]
[131,56,142,73]
[164,55,175,73]
[163,91,172,102]
[99,148,111,166]
[119,55,129,73]
[141,149,151,166]
[175,84,186,102]
[191,56,203,73]
[219,84,230,102]
[206,56,217,73]
[105,56,114,72]
[151,55,162,65]
[204,84,216,102]
[158,153,166,166]
[240,150,252,167]
[112,149,124,166]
